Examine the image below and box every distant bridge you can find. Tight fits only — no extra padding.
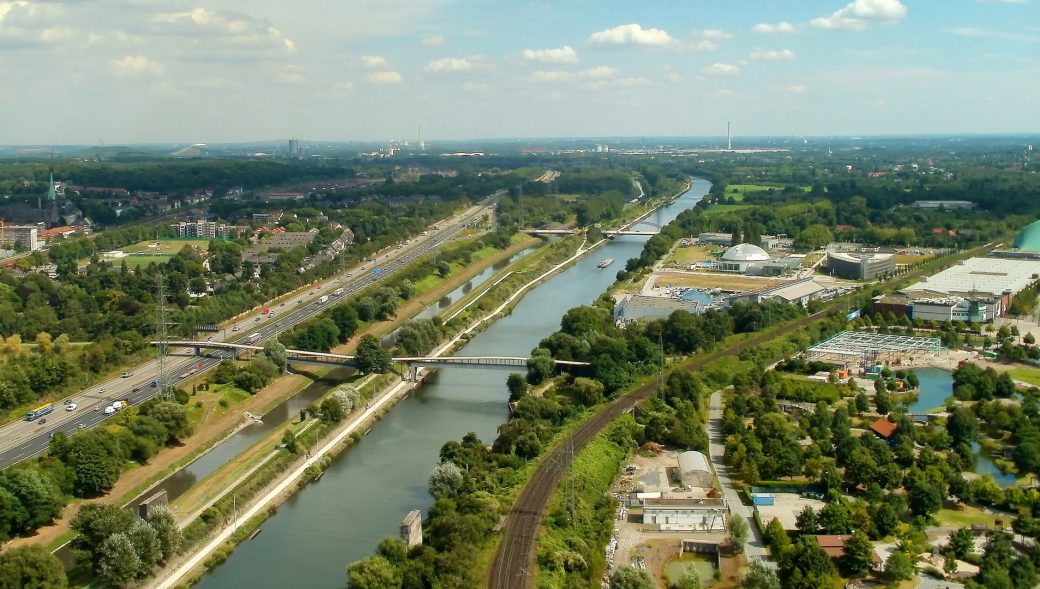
[156,341,588,379]
[523,228,659,237]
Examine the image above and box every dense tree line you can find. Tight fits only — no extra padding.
[71,504,183,587]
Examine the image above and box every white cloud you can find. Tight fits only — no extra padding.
[0,2,29,25]
[752,21,797,33]
[361,55,387,68]
[277,65,304,84]
[811,0,907,30]
[785,84,809,94]
[945,27,1039,42]
[424,56,482,73]
[40,27,73,42]
[532,70,571,82]
[112,55,163,76]
[615,77,651,87]
[698,29,733,40]
[152,8,297,57]
[367,70,402,84]
[422,35,445,47]
[702,62,741,75]
[521,46,578,64]
[750,48,795,61]
[587,23,676,48]
[686,40,719,51]
[580,66,619,78]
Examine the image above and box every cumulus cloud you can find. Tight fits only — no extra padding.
[367,70,402,84]
[811,0,907,30]
[424,56,482,73]
[580,65,619,78]
[112,55,163,76]
[702,62,740,75]
[0,1,28,25]
[153,7,297,56]
[750,48,795,61]
[422,35,445,47]
[752,21,797,33]
[361,55,387,68]
[521,46,578,64]
[532,70,571,82]
[587,23,676,48]
[698,29,733,40]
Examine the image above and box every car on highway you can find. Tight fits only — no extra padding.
[232,326,239,332]
[121,372,131,377]
[131,387,140,393]
[98,388,106,393]
[207,336,215,342]
[66,403,77,411]
[280,302,286,307]
[255,317,261,322]
[94,406,102,411]
[38,418,46,425]
[78,423,86,429]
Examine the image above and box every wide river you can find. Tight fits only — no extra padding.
[196,178,711,589]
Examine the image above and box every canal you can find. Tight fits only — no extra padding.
[195,179,711,589]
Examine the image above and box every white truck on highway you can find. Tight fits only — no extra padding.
[333,288,344,296]
[103,400,128,415]
[317,295,329,304]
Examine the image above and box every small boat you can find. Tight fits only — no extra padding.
[598,258,614,269]
[249,528,262,540]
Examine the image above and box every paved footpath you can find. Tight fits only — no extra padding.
[707,389,769,561]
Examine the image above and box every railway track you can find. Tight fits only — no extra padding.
[488,240,1002,588]
[488,308,838,588]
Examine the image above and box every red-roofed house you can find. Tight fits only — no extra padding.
[39,226,77,241]
[869,418,898,440]
[813,535,882,568]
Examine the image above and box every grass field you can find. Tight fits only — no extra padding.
[934,504,1001,528]
[1008,367,1040,388]
[120,254,174,269]
[663,245,715,268]
[702,203,757,216]
[653,272,784,292]
[123,238,210,255]
[896,253,934,266]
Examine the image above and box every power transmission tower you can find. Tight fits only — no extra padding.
[517,184,524,230]
[155,272,171,401]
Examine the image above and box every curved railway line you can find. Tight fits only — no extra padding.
[488,241,1000,588]
[488,307,836,588]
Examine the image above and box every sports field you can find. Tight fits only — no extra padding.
[123,238,210,255]
[653,271,785,292]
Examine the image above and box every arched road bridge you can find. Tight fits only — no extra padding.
[154,341,589,381]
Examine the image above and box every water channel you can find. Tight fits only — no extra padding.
[906,368,1017,487]
[196,178,711,589]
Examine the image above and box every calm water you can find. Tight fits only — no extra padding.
[195,179,711,589]
[906,368,1017,487]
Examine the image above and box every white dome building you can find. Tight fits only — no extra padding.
[718,243,770,272]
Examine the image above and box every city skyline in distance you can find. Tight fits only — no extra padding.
[0,0,1037,144]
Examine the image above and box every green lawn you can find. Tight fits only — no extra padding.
[123,238,210,255]
[934,504,1001,528]
[724,184,810,197]
[703,203,757,216]
[120,254,174,269]
[1008,367,1040,387]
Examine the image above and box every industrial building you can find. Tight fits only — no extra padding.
[0,225,40,251]
[911,200,976,210]
[640,497,727,532]
[697,233,790,249]
[904,257,1040,311]
[677,451,713,488]
[826,251,896,280]
[748,278,833,306]
[872,289,1001,323]
[717,243,770,273]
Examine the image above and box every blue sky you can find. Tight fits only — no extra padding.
[0,0,1037,143]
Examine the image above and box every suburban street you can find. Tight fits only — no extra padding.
[708,389,769,561]
[0,199,496,468]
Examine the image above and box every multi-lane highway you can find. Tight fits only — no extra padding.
[0,200,496,469]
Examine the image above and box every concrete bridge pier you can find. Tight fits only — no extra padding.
[407,365,419,383]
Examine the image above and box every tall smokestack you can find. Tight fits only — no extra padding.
[727,122,732,150]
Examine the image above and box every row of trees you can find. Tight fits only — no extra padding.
[71,504,183,588]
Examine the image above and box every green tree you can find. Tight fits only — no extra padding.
[147,507,182,561]
[741,559,780,589]
[320,397,345,424]
[840,531,874,578]
[127,519,161,569]
[794,224,834,250]
[728,514,749,553]
[1,468,63,530]
[907,471,943,518]
[329,304,360,342]
[506,373,528,402]
[71,504,135,569]
[376,537,408,566]
[571,377,605,407]
[355,335,391,374]
[526,348,554,385]
[143,401,193,442]
[98,533,141,588]
[64,431,122,496]
[795,505,818,534]
[884,551,916,582]
[609,565,656,589]
[263,339,288,372]
[0,545,67,589]
[346,555,402,589]
[948,527,975,559]
[428,462,464,498]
